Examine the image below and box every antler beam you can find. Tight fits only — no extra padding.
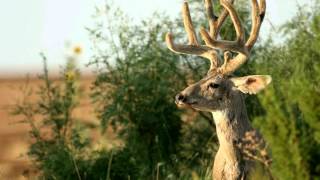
[166,2,219,69]
[222,0,266,74]
[166,0,266,75]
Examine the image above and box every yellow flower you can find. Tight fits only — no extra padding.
[73,46,82,55]
[65,71,75,81]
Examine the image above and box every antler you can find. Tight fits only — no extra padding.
[166,0,266,75]
[202,0,266,74]
[166,1,219,70]
[205,0,235,39]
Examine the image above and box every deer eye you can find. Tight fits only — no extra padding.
[209,83,220,89]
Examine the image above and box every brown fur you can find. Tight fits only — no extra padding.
[177,75,259,179]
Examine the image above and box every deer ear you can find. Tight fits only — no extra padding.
[230,75,272,94]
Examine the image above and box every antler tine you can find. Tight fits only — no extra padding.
[183,1,199,45]
[246,0,266,50]
[165,34,215,59]
[221,0,245,43]
[200,0,247,55]
[222,0,266,74]
[215,0,235,38]
[165,1,219,69]
[205,0,235,39]
[204,0,218,37]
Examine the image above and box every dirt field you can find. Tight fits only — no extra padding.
[0,76,99,179]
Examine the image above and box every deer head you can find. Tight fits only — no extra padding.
[167,0,271,112]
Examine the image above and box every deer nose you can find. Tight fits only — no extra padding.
[175,93,187,104]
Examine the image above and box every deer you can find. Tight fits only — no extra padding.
[166,0,271,179]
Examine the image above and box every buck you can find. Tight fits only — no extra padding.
[166,0,271,179]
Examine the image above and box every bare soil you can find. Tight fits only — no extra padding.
[0,76,101,179]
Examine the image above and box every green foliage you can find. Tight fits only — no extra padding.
[88,3,218,178]
[14,53,141,179]
[13,53,87,179]
[14,2,219,179]
[251,2,320,179]
[13,1,320,179]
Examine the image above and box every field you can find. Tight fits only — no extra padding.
[0,76,100,179]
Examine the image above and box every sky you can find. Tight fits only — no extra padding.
[0,0,310,77]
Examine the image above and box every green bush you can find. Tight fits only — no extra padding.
[14,1,320,179]
[14,3,218,179]
[88,5,217,177]
[251,2,320,179]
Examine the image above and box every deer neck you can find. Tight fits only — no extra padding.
[211,94,252,179]
[212,93,251,147]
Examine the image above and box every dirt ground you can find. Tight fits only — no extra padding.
[0,76,99,179]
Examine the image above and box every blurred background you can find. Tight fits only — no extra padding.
[0,0,319,179]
